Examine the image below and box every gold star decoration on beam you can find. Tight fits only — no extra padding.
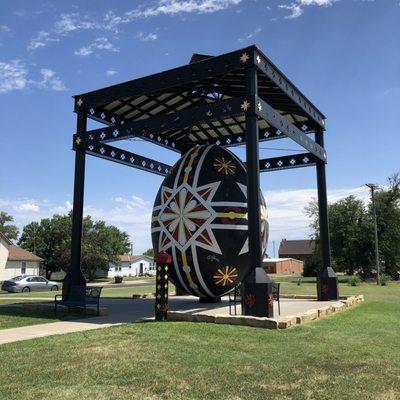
[76,98,83,107]
[240,100,250,111]
[240,53,249,63]
[75,137,82,145]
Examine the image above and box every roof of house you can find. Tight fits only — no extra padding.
[263,258,300,263]
[118,254,153,263]
[8,245,43,262]
[0,231,13,245]
[279,239,315,256]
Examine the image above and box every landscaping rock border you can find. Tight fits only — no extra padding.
[167,295,364,330]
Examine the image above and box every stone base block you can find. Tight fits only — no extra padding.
[192,314,215,323]
[215,314,246,325]
[278,316,296,329]
[244,316,278,329]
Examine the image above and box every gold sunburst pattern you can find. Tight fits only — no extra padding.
[213,266,238,286]
[241,100,250,111]
[213,157,236,175]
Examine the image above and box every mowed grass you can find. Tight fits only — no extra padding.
[0,282,399,400]
[0,305,81,330]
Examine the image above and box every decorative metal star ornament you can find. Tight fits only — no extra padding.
[75,137,82,145]
[240,100,250,111]
[76,98,83,107]
[257,102,262,111]
[240,53,249,63]
[256,55,261,64]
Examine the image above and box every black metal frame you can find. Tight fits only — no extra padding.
[66,45,338,307]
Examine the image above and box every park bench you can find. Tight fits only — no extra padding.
[54,286,103,316]
[229,282,281,315]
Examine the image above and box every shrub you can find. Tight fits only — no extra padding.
[348,276,361,286]
[380,274,392,286]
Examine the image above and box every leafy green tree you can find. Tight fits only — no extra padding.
[0,211,19,241]
[305,196,373,276]
[19,213,130,280]
[373,173,400,277]
[143,248,154,257]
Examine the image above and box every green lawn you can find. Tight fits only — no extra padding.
[0,282,399,399]
[0,304,82,330]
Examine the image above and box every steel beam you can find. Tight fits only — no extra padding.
[254,96,327,161]
[63,111,87,300]
[74,139,172,177]
[251,47,326,129]
[186,120,314,148]
[80,97,247,150]
[74,48,251,109]
[259,152,317,173]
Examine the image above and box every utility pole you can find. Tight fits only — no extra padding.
[365,183,380,285]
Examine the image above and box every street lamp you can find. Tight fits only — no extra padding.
[365,183,380,285]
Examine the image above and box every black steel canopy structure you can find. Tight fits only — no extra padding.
[65,45,339,310]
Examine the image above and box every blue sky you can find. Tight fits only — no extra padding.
[1,0,399,255]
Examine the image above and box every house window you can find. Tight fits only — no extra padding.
[21,261,26,275]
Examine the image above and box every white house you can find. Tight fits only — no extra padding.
[108,254,155,278]
[0,232,43,281]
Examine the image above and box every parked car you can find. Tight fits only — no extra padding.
[1,275,62,293]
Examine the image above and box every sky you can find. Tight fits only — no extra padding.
[0,0,399,256]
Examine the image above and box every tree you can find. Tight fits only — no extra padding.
[304,172,400,279]
[0,211,19,241]
[373,173,400,278]
[143,248,154,257]
[18,213,130,280]
[305,196,373,276]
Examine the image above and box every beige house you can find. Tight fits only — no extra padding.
[0,232,43,281]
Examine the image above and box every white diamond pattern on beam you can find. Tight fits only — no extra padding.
[111,117,116,123]
[100,132,106,140]
[110,151,115,158]
[142,161,146,166]
[90,108,95,115]
[89,134,94,140]
[226,138,231,144]
[276,130,282,136]
[158,166,162,171]
[113,130,119,137]
[265,162,271,168]
[120,154,125,160]
[100,147,105,154]
[277,160,283,167]
[303,157,309,163]
[130,157,135,163]
[301,124,308,131]
[100,112,105,119]
[150,163,154,169]
[216,140,221,145]
[157,136,161,142]
[88,145,94,151]
[237,136,242,142]
[264,132,269,138]
[290,158,296,165]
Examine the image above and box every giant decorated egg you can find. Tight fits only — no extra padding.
[151,145,268,298]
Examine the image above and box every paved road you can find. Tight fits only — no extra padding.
[0,296,342,345]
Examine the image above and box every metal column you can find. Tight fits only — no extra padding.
[62,111,87,300]
[315,128,338,300]
[241,66,273,317]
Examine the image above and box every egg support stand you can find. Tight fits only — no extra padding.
[65,46,339,317]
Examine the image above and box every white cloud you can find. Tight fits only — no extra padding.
[28,1,241,50]
[137,32,158,41]
[105,69,117,76]
[0,60,66,93]
[280,0,337,19]
[27,31,60,51]
[0,60,28,93]
[263,186,369,254]
[13,202,40,213]
[238,27,261,43]
[74,37,119,57]
[50,201,73,214]
[0,25,10,33]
